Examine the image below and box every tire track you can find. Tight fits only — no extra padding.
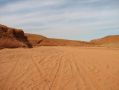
[49,55,63,90]
[68,55,90,90]
[0,47,119,90]
[48,54,66,90]
[14,64,31,88]
[31,55,51,90]
[2,58,20,90]
[71,53,101,90]
[59,59,74,90]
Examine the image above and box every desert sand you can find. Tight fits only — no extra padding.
[0,46,119,90]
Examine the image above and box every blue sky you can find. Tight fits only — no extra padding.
[0,0,119,41]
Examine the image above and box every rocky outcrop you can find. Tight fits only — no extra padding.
[0,24,32,48]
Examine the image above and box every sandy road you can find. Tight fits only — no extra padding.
[0,46,119,90]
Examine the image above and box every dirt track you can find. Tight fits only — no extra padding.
[0,46,119,90]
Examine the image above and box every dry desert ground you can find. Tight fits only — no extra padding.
[0,46,119,90]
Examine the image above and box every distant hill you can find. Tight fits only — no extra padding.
[0,24,119,48]
[91,35,119,47]
[25,33,47,46]
[38,38,92,46]
[26,34,93,46]
[0,24,93,48]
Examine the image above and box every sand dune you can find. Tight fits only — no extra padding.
[26,33,119,47]
[91,35,119,47]
[26,33,93,46]
[91,35,119,44]
[0,46,119,90]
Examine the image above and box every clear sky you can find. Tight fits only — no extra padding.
[0,0,119,41]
